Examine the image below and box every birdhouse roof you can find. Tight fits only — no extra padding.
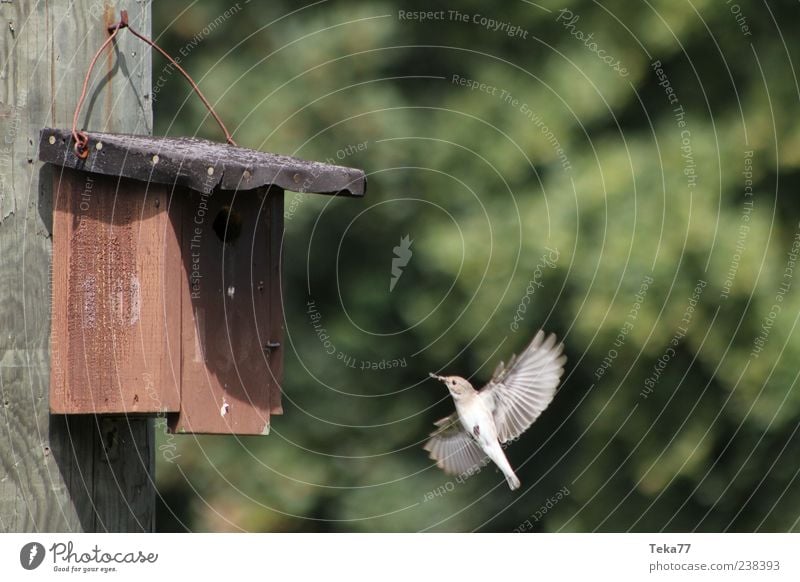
[39,128,366,196]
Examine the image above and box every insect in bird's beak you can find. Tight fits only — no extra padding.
[428,372,445,383]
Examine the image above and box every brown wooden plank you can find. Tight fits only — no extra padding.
[267,188,284,415]
[50,169,181,415]
[169,188,275,435]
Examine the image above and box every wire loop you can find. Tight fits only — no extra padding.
[71,10,237,159]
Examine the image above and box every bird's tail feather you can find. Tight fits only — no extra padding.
[486,442,521,491]
[505,470,521,491]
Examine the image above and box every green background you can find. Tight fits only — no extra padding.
[151,0,800,532]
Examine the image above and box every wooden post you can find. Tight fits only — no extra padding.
[0,1,155,531]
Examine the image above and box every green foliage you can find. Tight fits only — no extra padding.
[153,0,800,532]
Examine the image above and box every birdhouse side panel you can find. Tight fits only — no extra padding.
[169,187,281,435]
[267,190,283,415]
[50,169,181,414]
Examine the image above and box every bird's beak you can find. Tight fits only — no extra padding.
[429,373,446,383]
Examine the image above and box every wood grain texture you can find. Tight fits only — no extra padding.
[267,189,284,415]
[39,128,367,197]
[0,1,154,532]
[50,169,181,414]
[169,187,280,435]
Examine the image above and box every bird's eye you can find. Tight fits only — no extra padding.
[451,380,456,386]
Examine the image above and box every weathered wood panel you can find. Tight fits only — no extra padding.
[169,187,279,435]
[38,128,367,197]
[267,189,284,415]
[0,1,154,531]
[50,169,181,414]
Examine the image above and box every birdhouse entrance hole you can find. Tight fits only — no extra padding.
[212,206,243,244]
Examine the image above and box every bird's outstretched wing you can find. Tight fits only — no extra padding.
[423,413,487,475]
[480,330,566,443]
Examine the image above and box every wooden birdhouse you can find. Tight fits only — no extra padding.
[40,128,366,435]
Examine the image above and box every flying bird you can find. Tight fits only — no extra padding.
[425,330,566,490]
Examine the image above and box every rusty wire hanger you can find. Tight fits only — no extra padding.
[71,9,237,159]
